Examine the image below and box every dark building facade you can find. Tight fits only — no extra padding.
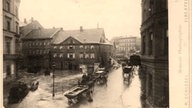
[51,27,113,72]
[21,26,112,72]
[22,28,62,71]
[3,0,20,79]
[140,0,168,107]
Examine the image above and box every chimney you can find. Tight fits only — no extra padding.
[24,18,27,24]
[31,17,34,22]
[80,26,83,32]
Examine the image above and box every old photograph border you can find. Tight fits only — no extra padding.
[0,0,192,108]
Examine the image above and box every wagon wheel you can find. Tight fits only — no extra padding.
[68,99,73,105]
[86,91,93,102]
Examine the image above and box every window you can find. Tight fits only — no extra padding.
[79,45,83,48]
[59,46,63,49]
[149,0,154,15]
[15,39,19,53]
[85,45,89,49]
[39,42,42,46]
[16,22,19,34]
[90,53,95,59]
[85,53,89,59]
[68,45,75,50]
[142,36,146,54]
[6,19,11,31]
[54,46,57,49]
[67,53,75,59]
[5,1,10,12]
[6,65,11,76]
[40,50,42,54]
[59,53,63,58]
[79,53,83,59]
[16,7,18,17]
[5,37,12,54]
[90,45,94,49]
[149,33,153,55]
[44,50,47,54]
[53,53,57,58]
[36,50,39,54]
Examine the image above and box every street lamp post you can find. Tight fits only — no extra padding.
[52,62,56,98]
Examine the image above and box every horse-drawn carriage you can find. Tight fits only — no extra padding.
[122,65,133,82]
[94,70,108,85]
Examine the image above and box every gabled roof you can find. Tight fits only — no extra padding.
[20,20,43,38]
[52,28,105,44]
[23,28,61,40]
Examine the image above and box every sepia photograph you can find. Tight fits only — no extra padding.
[2,0,190,108]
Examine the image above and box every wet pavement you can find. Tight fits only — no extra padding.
[78,66,141,108]
[7,67,142,108]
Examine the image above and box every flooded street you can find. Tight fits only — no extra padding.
[78,66,141,108]
[7,67,142,108]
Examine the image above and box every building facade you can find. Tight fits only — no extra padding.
[22,28,62,72]
[3,0,20,79]
[21,26,112,72]
[51,27,113,72]
[112,36,140,60]
[140,0,168,107]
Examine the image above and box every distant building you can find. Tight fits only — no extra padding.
[112,36,140,60]
[51,27,113,72]
[3,0,20,79]
[140,0,168,107]
[22,28,62,71]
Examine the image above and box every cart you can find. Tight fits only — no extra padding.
[64,85,93,105]
[94,70,108,85]
[122,66,133,82]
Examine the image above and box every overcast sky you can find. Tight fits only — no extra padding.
[19,0,141,40]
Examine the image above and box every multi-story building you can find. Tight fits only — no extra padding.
[140,0,168,107]
[51,27,113,72]
[22,27,62,71]
[3,0,20,79]
[22,26,112,72]
[112,36,139,60]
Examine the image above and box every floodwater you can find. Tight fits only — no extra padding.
[7,66,142,108]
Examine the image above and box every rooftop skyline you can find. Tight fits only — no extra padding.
[19,0,141,40]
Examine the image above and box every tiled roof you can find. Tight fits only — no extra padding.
[20,20,43,38]
[23,28,61,39]
[52,28,105,44]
